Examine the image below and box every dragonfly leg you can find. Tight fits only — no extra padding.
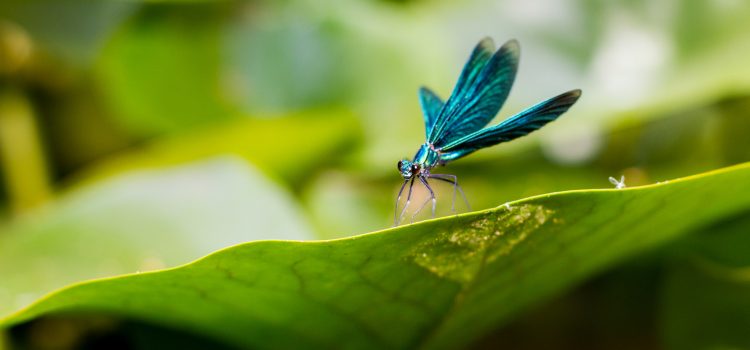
[429,174,471,212]
[412,176,437,220]
[424,177,437,218]
[393,179,409,226]
[397,178,415,225]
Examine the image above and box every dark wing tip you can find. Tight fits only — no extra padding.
[559,89,582,104]
[498,39,521,64]
[501,39,520,52]
[477,37,496,51]
[419,86,443,104]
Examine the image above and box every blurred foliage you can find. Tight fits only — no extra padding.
[2,163,750,349]
[69,109,360,191]
[97,4,235,135]
[1,0,750,348]
[0,88,51,213]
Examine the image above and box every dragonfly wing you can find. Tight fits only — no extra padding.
[418,86,444,138]
[426,38,495,142]
[447,38,496,107]
[429,39,520,147]
[438,89,581,160]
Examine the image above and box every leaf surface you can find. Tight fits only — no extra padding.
[0,159,312,316]
[3,163,750,349]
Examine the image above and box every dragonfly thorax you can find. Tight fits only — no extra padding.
[412,143,441,168]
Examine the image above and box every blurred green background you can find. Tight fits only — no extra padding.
[1,0,750,348]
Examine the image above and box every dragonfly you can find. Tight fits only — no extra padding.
[395,37,581,225]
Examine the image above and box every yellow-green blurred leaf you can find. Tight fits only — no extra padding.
[71,109,360,189]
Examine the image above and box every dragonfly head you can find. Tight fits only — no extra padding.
[397,159,420,179]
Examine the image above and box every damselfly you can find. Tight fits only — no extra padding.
[395,38,581,225]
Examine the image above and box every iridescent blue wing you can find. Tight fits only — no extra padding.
[438,89,581,162]
[426,38,495,142]
[428,38,519,147]
[418,86,444,138]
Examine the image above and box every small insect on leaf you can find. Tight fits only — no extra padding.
[609,175,626,189]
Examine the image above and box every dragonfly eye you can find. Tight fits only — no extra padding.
[411,164,419,173]
[397,160,403,171]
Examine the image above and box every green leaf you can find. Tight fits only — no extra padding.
[0,158,312,316]
[660,214,750,350]
[0,109,358,318]
[3,163,750,349]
